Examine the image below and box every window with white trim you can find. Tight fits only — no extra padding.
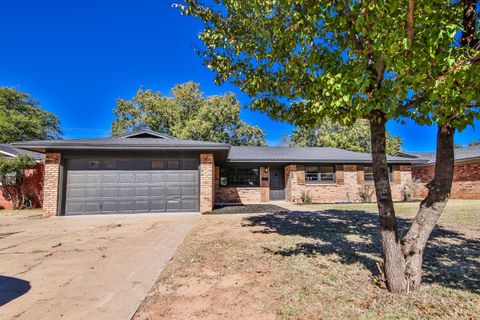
[305,165,336,183]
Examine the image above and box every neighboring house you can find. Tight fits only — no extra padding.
[13,130,421,216]
[400,145,480,199]
[0,144,44,209]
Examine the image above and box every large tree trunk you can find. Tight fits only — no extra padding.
[369,115,407,293]
[402,124,455,291]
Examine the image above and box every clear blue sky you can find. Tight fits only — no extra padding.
[1,0,478,150]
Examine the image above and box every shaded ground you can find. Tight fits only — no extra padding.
[135,201,480,320]
[206,204,289,215]
[0,213,197,320]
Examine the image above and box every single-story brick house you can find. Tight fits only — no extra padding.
[13,130,422,216]
[0,144,44,209]
[401,145,480,199]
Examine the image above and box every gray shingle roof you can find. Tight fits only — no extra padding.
[401,145,480,165]
[0,144,44,161]
[12,130,230,151]
[227,146,421,164]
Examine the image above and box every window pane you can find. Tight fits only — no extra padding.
[364,165,374,181]
[152,160,165,170]
[319,166,335,181]
[219,167,259,187]
[167,160,180,170]
[103,160,116,169]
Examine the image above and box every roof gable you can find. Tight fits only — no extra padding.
[118,129,177,140]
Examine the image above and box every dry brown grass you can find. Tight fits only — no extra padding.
[0,208,42,217]
[134,201,480,320]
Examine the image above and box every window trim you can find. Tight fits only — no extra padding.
[219,166,260,188]
[363,165,393,183]
[305,165,336,184]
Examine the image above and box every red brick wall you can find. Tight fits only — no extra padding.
[412,159,480,199]
[43,153,61,217]
[0,163,43,210]
[200,153,215,212]
[214,166,267,204]
[215,164,413,205]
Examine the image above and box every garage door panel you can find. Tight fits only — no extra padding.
[69,174,86,184]
[65,164,198,215]
[151,173,166,183]
[166,173,180,183]
[166,199,181,211]
[119,174,135,183]
[135,201,150,212]
[167,186,182,197]
[135,174,149,183]
[102,187,117,198]
[68,188,85,198]
[119,187,135,197]
[66,202,84,214]
[181,172,197,183]
[151,187,166,197]
[182,186,197,197]
[151,199,166,211]
[102,201,118,213]
[181,199,196,211]
[103,174,119,184]
[85,202,101,213]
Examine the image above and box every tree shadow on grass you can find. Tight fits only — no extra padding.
[243,210,480,293]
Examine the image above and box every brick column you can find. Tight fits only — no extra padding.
[200,153,214,213]
[43,153,61,217]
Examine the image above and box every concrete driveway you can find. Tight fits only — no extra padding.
[0,212,197,320]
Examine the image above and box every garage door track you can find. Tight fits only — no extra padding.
[0,213,197,320]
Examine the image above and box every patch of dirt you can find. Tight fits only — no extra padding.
[205,204,288,215]
[134,210,480,320]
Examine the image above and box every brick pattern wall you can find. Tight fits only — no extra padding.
[285,164,410,203]
[43,153,61,217]
[214,166,266,204]
[200,153,215,213]
[412,159,480,199]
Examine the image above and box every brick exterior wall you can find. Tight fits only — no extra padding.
[412,159,480,199]
[214,166,267,204]
[215,164,413,205]
[43,153,61,217]
[200,153,215,212]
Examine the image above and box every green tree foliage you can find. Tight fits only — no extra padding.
[180,0,479,293]
[0,87,62,143]
[289,120,402,155]
[0,154,37,209]
[112,82,266,146]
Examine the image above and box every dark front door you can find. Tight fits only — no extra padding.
[269,168,285,200]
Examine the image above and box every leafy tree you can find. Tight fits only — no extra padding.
[0,87,62,143]
[0,154,37,209]
[112,82,266,146]
[180,0,479,292]
[290,119,402,155]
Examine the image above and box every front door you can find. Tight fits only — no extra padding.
[269,168,285,200]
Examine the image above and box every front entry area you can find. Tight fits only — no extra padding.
[63,158,199,215]
[269,167,285,200]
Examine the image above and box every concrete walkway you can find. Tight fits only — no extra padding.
[0,213,197,320]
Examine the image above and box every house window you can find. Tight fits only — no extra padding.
[305,165,336,183]
[219,167,259,187]
[152,160,165,170]
[364,165,392,182]
[167,160,180,170]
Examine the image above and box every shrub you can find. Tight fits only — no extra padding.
[300,191,312,204]
[359,184,375,203]
[402,179,421,201]
[0,154,36,209]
